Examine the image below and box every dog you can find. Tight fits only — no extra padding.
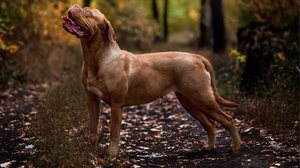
[62,4,241,157]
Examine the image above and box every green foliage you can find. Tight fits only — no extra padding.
[165,0,199,32]
[141,0,200,34]
[230,49,246,65]
[217,49,246,96]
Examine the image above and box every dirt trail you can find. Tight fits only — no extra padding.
[96,93,299,167]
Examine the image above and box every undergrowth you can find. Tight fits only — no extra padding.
[237,93,299,131]
[33,79,97,167]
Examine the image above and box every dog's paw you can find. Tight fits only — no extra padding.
[107,145,119,157]
[231,143,241,151]
[203,144,215,152]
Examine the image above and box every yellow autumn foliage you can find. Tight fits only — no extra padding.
[7,44,19,54]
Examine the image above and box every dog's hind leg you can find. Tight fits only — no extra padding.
[176,92,216,151]
[190,94,241,151]
[204,107,241,151]
[177,67,241,150]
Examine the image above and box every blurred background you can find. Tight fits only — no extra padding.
[0,0,299,132]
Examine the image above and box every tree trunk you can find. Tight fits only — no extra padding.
[83,0,92,7]
[210,0,226,53]
[152,0,159,22]
[163,0,169,41]
[199,0,212,47]
[152,0,160,42]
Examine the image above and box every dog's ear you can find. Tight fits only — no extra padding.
[104,18,115,42]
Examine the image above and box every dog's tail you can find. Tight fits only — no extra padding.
[201,57,239,108]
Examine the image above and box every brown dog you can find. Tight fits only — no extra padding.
[62,4,241,156]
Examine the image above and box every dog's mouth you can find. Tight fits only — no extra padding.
[62,11,89,38]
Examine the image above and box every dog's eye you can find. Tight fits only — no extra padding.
[82,7,93,17]
[83,10,93,17]
[87,11,93,17]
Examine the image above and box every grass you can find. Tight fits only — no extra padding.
[238,92,299,131]
[33,78,99,167]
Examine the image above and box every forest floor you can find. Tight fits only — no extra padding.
[101,93,299,167]
[0,34,299,167]
[0,86,299,168]
[0,83,49,167]
[0,78,299,168]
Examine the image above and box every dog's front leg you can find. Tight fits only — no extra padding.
[86,91,100,144]
[107,105,122,157]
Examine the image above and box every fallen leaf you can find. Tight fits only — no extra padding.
[96,157,105,165]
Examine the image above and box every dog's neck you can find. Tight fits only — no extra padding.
[80,35,122,73]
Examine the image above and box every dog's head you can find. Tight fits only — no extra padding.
[62,4,115,41]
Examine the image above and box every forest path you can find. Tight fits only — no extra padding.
[0,86,298,167]
[98,93,298,167]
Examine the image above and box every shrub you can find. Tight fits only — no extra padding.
[221,0,299,129]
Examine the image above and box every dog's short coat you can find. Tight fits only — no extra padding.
[62,4,241,156]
